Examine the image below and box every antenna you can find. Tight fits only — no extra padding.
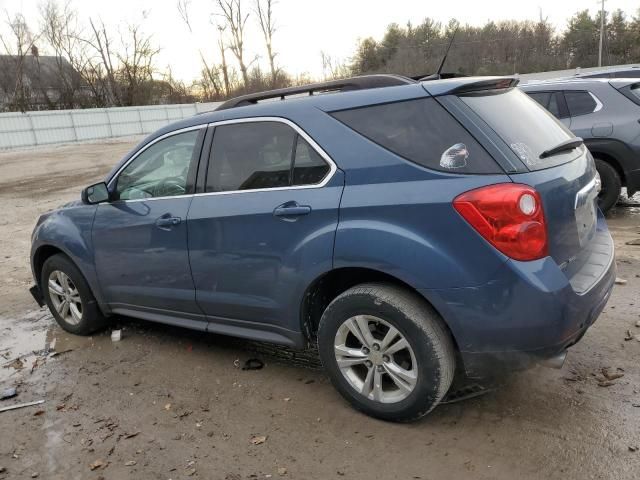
[435,24,459,78]
[418,24,459,81]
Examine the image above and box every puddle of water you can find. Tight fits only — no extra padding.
[0,309,87,384]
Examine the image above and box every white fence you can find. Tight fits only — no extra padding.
[0,102,221,150]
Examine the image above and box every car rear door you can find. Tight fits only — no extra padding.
[187,119,343,343]
[93,127,207,325]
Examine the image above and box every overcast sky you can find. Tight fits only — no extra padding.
[1,0,639,82]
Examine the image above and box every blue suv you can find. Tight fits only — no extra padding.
[30,75,616,421]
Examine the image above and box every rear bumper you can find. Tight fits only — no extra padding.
[422,215,616,379]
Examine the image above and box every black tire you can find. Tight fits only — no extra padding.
[41,253,108,335]
[595,158,621,213]
[317,283,455,422]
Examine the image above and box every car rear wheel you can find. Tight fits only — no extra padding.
[41,253,108,335]
[594,158,621,213]
[317,283,455,422]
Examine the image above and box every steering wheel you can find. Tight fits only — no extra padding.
[155,179,186,197]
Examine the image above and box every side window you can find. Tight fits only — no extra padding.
[547,92,561,118]
[116,130,201,200]
[292,136,330,185]
[528,92,551,109]
[330,98,501,174]
[565,91,598,117]
[206,122,331,192]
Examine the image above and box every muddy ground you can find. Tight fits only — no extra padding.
[0,139,639,480]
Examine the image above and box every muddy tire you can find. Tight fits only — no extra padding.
[41,253,108,335]
[317,283,455,422]
[595,158,621,213]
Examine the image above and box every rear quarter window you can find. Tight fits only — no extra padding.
[564,91,598,116]
[330,98,502,174]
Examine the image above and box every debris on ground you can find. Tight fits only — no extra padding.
[277,467,288,476]
[0,399,44,413]
[625,238,640,245]
[89,459,105,471]
[125,460,137,466]
[0,387,17,400]
[630,446,638,452]
[250,435,267,445]
[111,330,122,342]
[242,358,264,371]
[48,349,73,358]
[636,320,640,328]
[615,277,627,285]
[124,431,140,439]
[3,358,24,370]
[601,368,624,381]
[33,410,44,416]
[625,330,634,341]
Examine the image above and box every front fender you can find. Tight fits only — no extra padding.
[30,203,107,309]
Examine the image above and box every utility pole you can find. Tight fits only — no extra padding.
[598,0,606,67]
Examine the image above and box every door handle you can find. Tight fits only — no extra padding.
[273,202,311,219]
[155,216,182,229]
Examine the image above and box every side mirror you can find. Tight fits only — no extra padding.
[81,182,110,204]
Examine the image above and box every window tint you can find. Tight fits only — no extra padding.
[547,92,561,118]
[116,130,200,200]
[613,71,640,78]
[293,137,330,185]
[460,88,578,171]
[207,122,330,192]
[528,92,551,108]
[331,98,501,174]
[565,91,597,117]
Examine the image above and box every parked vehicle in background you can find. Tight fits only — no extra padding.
[521,78,640,212]
[573,65,640,79]
[30,75,615,422]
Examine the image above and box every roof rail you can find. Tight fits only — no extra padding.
[215,74,416,111]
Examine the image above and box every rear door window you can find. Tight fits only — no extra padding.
[460,88,580,171]
[564,91,598,117]
[330,98,501,174]
[206,121,331,192]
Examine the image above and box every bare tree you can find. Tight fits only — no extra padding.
[0,12,41,111]
[254,0,278,86]
[216,24,231,95]
[216,0,252,87]
[84,18,121,105]
[116,24,160,105]
[39,0,88,108]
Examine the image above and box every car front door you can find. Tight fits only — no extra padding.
[187,119,343,343]
[93,127,207,326]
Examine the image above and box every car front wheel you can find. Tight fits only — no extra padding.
[41,253,108,335]
[317,283,455,422]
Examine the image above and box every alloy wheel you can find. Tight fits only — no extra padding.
[48,270,83,325]
[333,315,418,404]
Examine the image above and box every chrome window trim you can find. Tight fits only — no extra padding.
[107,124,206,190]
[589,92,603,112]
[107,117,337,204]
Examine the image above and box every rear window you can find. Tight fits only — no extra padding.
[330,98,502,174]
[565,91,598,116]
[460,88,579,171]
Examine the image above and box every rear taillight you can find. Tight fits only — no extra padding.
[453,183,548,261]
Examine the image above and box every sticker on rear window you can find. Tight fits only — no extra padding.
[510,142,541,167]
[440,143,468,169]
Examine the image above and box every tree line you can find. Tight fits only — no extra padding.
[0,2,639,112]
[351,10,640,77]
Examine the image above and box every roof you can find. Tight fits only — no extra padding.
[0,55,85,90]
[517,63,640,84]
[520,77,638,90]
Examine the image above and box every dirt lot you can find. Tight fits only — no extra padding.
[0,139,639,480]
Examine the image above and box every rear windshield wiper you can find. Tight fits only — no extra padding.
[539,137,584,159]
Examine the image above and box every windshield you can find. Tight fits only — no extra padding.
[459,88,582,171]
